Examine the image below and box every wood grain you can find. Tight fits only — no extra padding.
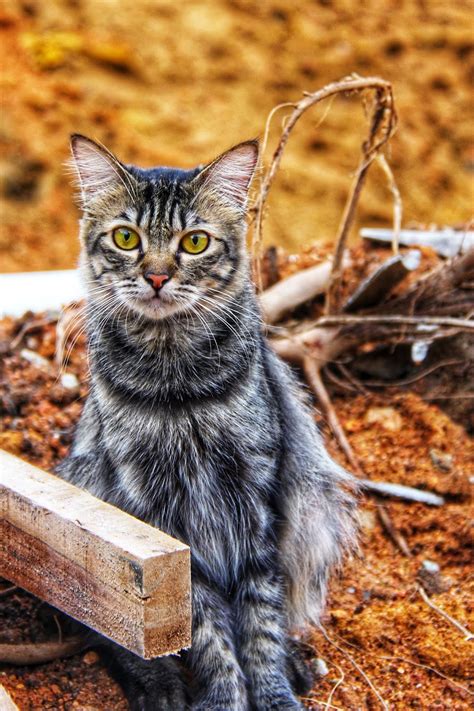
[0,450,191,659]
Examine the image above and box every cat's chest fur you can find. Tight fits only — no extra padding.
[89,369,280,586]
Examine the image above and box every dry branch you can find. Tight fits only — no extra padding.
[261,259,336,324]
[343,250,420,312]
[303,356,363,473]
[376,504,412,557]
[361,227,474,258]
[0,637,87,665]
[253,76,472,472]
[360,479,445,506]
[417,585,473,641]
[268,250,474,368]
[250,75,397,292]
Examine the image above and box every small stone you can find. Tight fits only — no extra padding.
[82,650,99,666]
[365,407,403,432]
[359,509,377,531]
[311,657,329,677]
[346,586,356,594]
[60,372,79,390]
[429,449,453,472]
[421,560,440,574]
[417,559,451,594]
[20,348,50,370]
[331,609,348,621]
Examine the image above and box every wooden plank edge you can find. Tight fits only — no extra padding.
[0,450,192,658]
[0,685,20,711]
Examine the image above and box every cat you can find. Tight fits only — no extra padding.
[57,133,357,711]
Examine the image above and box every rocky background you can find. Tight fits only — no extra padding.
[1,0,472,272]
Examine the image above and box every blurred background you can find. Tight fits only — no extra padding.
[0,0,472,273]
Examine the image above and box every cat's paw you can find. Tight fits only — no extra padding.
[128,680,187,711]
[286,641,313,696]
[104,645,187,711]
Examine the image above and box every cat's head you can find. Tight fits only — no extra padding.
[69,135,258,321]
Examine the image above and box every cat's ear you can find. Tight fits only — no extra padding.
[193,140,259,214]
[69,134,135,205]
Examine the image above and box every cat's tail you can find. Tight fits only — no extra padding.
[266,348,359,628]
[280,444,359,628]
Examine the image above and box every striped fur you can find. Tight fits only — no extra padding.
[58,135,357,711]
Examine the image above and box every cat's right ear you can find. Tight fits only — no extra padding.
[68,134,134,206]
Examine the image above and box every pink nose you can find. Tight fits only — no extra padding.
[145,272,170,291]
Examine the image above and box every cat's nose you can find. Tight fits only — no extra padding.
[144,272,170,291]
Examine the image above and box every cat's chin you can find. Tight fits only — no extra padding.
[129,296,187,322]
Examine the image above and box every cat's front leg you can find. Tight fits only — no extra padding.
[185,577,248,711]
[236,568,303,711]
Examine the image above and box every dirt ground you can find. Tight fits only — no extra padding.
[0,281,472,709]
[0,0,473,273]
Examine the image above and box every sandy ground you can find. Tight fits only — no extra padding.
[0,0,473,272]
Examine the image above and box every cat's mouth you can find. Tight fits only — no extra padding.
[130,290,188,321]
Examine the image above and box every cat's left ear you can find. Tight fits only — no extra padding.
[193,140,259,214]
[68,134,136,206]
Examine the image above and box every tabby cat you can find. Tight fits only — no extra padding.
[58,134,357,711]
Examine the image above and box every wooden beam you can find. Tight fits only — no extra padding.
[0,450,191,659]
[0,685,19,711]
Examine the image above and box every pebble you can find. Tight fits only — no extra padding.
[429,449,453,472]
[421,560,440,574]
[358,509,377,531]
[312,657,329,677]
[365,406,403,432]
[82,650,99,666]
[20,348,50,370]
[417,559,451,594]
[60,372,79,390]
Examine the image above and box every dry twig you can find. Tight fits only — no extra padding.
[10,316,58,351]
[251,75,397,292]
[361,480,445,506]
[417,584,473,641]
[315,314,474,331]
[320,627,389,711]
[0,637,87,665]
[377,154,403,255]
[343,250,420,312]
[303,357,363,474]
[376,504,412,557]
[333,631,474,696]
[260,258,341,324]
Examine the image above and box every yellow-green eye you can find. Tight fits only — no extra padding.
[113,227,140,250]
[180,231,209,254]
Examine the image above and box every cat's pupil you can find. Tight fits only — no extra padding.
[192,235,199,245]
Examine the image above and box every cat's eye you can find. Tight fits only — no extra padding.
[180,231,209,255]
[113,227,140,251]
